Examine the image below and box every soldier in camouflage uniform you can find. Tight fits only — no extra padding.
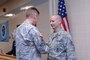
[47,15,76,60]
[14,6,48,60]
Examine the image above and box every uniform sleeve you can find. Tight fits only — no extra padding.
[30,30,49,54]
[66,34,77,60]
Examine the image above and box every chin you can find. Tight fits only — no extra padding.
[52,27,55,29]
[34,24,37,27]
[32,23,37,26]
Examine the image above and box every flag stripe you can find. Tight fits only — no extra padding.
[58,0,70,32]
[66,16,70,31]
[63,17,69,32]
[62,19,67,31]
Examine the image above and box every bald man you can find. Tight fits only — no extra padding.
[47,15,76,60]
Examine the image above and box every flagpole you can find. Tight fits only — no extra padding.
[49,0,53,16]
[53,0,56,14]
[49,0,53,33]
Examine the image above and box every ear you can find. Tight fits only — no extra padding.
[59,20,62,25]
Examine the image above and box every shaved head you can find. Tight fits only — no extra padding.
[50,15,62,32]
[50,15,61,21]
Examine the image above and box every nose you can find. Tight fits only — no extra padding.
[50,21,53,25]
[50,22,53,27]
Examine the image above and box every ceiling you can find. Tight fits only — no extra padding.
[0,0,11,7]
[0,0,48,19]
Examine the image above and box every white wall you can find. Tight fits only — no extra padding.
[54,0,90,60]
[66,0,90,60]
[65,0,90,60]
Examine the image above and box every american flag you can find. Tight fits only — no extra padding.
[58,0,70,32]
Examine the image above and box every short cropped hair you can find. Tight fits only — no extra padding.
[29,7,40,15]
[26,6,40,18]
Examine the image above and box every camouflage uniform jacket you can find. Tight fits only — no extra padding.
[14,21,48,60]
[48,29,76,60]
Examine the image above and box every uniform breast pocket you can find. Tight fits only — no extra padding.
[54,42,65,53]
